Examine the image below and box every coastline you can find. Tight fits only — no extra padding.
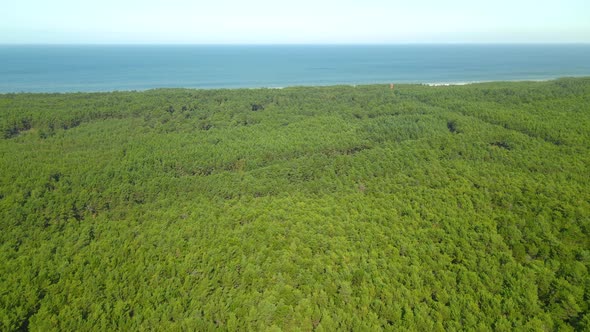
[421,77,562,87]
[1,76,588,95]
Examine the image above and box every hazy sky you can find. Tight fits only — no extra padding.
[2,0,589,44]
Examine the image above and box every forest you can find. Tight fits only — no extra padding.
[1,78,589,331]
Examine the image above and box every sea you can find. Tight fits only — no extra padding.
[1,44,589,93]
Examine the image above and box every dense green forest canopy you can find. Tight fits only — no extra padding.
[1,78,590,330]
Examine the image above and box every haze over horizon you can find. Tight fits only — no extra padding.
[2,0,589,44]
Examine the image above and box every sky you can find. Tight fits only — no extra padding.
[1,0,589,44]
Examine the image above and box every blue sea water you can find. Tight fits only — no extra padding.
[0,44,589,93]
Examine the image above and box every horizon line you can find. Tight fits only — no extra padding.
[2,42,590,46]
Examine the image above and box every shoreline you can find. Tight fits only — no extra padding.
[0,76,588,95]
[421,77,568,87]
